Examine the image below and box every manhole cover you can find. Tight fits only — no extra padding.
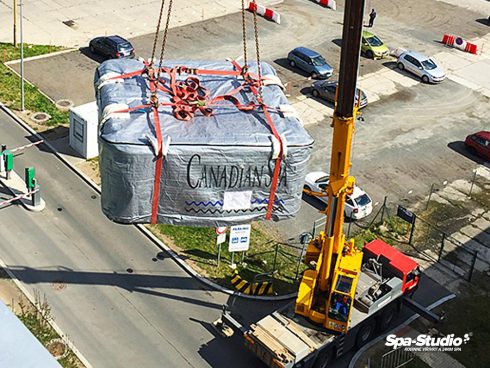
[46,339,69,359]
[33,113,47,119]
[55,99,74,112]
[30,112,51,124]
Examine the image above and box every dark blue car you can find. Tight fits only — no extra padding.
[287,47,333,79]
[89,35,135,60]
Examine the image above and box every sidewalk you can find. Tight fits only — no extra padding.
[0,0,281,48]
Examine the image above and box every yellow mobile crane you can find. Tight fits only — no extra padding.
[294,0,365,334]
[215,0,440,367]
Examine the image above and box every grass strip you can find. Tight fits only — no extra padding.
[0,42,68,126]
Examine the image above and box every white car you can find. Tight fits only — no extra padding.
[303,171,373,220]
[397,50,446,83]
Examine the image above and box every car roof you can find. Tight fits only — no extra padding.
[362,30,376,38]
[350,185,367,199]
[293,47,320,58]
[403,50,429,60]
[107,35,131,45]
[474,131,490,140]
[318,80,363,93]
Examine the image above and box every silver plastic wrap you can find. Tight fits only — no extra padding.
[95,59,314,226]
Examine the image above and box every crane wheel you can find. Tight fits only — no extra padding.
[377,306,396,332]
[356,321,375,348]
[313,348,333,368]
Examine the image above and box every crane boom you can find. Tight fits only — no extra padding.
[295,0,365,333]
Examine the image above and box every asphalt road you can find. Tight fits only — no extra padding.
[8,0,490,240]
[0,105,452,367]
[11,0,489,105]
[0,0,486,365]
[0,103,453,368]
[0,108,289,368]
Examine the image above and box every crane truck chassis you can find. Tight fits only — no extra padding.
[214,239,440,368]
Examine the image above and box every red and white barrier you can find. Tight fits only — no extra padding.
[0,188,38,207]
[10,140,44,153]
[315,0,336,11]
[442,34,478,55]
[248,2,281,24]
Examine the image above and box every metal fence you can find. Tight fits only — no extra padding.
[244,241,307,285]
[380,347,414,368]
[308,194,481,282]
[411,216,479,281]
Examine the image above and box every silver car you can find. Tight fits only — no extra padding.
[397,51,446,83]
[311,81,368,109]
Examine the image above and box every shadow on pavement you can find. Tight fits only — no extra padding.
[332,38,342,48]
[475,18,490,27]
[299,86,335,108]
[25,130,84,158]
[0,265,224,309]
[447,140,488,166]
[79,46,106,64]
[381,61,421,82]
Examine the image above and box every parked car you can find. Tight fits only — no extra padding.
[397,51,445,83]
[361,31,389,59]
[303,171,373,219]
[464,131,490,161]
[311,80,368,109]
[287,47,333,79]
[89,35,135,59]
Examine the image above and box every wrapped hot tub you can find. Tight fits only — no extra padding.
[95,59,314,226]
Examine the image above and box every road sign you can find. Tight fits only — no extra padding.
[397,205,415,224]
[217,232,226,245]
[216,226,227,235]
[229,225,251,252]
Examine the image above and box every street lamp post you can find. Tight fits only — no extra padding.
[19,0,24,111]
[13,0,17,47]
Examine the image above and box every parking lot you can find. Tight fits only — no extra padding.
[7,0,490,237]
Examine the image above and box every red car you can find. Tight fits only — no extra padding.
[465,131,490,161]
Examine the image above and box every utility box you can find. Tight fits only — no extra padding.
[69,101,99,159]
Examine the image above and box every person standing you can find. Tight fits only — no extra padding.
[368,8,377,27]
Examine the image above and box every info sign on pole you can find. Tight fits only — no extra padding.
[397,205,416,224]
[216,227,227,245]
[228,225,251,252]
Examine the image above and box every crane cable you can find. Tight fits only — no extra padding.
[251,0,263,100]
[150,0,167,64]
[157,0,174,79]
[241,0,248,67]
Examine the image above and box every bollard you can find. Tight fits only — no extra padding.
[0,145,5,174]
[25,167,35,191]
[3,150,13,180]
[31,180,41,207]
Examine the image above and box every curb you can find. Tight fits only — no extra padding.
[347,293,457,368]
[0,257,93,368]
[0,103,297,302]
[5,48,78,65]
